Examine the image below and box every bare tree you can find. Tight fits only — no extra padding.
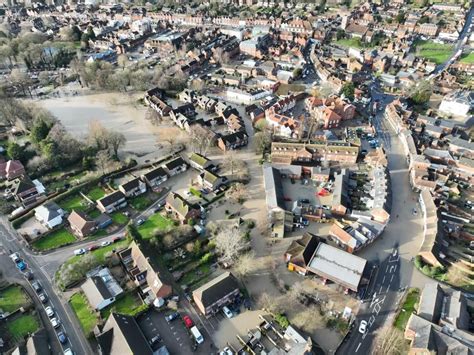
[108,131,126,158]
[234,251,255,279]
[96,150,112,176]
[190,125,213,155]
[87,120,108,150]
[253,131,271,155]
[117,54,129,70]
[226,183,247,203]
[214,226,249,263]
[372,326,409,355]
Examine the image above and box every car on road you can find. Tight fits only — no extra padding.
[222,306,233,319]
[51,317,60,328]
[23,270,34,280]
[88,245,99,251]
[45,306,54,317]
[39,293,48,303]
[16,260,27,271]
[63,348,73,355]
[101,241,111,247]
[183,315,194,328]
[165,312,179,322]
[299,199,310,204]
[32,281,42,293]
[136,218,145,226]
[57,331,68,344]
[112,236,123,243]
[9,252,21,263]
[74,248,86,256]
[359,320,367,334]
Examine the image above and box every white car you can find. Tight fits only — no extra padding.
[45,306,54,318]
[74,249,86,256]
[359,320,367,334]
[51,317,60,329]
[9,252,20,263]
[101,241,111,247]
[222,306,233,319]
[219,347,234,355]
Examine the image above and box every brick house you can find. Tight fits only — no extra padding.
[0,160,25,180]
[217,131,248,152]
[68,210,97,238]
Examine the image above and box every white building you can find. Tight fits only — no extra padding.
[439,91,474,118]
[81,267,124,311]
[34,202,64,229]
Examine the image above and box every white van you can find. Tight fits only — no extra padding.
[190,326,204,344]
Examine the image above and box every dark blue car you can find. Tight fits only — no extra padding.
[57,331,68,344]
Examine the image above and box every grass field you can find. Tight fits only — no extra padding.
[32,229,76,251]
[460,52,474,64]
[7,314,39,341]
[59,195,88,212]
[101,292,144,319]
[335,38,363,49]
[138,213,175,239]
[415,40,453,64]
[69,293,99,337]
[129,195,153,210]
[111,212,129,225]
[394,288,420,330]
[0,285,30,313]
[87,187,106,201]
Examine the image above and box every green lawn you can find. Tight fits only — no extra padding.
[59,195,88,212]
[87,187,106,201]
[111,212,129,225]
[129,195,153,210]
[460,52,474,64]
[394,288,420,330]
[138,213,175,239]
[69,293,99,337]
[0,285,30,313]
[179,262,212,286]
[335,38,363,49]
[32,229,76,251]
[7,314,39,341]
[415,40,453,65]
[100,292,144,320]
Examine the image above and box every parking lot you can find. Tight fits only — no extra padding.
[137,308,214,355]
[281,178,332,209]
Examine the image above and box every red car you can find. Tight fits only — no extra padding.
[88,245,99,251]
[182,315,193,329]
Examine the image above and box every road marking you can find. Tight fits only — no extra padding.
[390,274,394,283]
[386,284,390,293]
[385,265,389,272]
[393,265,397,273]
[368,315,375,326]
[382,276,385,284]
[355,343,361,352]
[379,286,383,294]
[390,168,408,174]
[374,303,381,315]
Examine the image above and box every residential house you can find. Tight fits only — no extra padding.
[144,87,172,117]
[438,90,473,119]
[198,169,225,191]
[0,160,25,180]
[13,177,45,206]
[141,167,168,189]
[189,153,212,171]
[329,222,359,253]
[163,157,188,177]
[165,192,200,224]
[81,267,123,311]
[418,189,441,267]
[285,233,321,275]
[118,241,172,302]
[118,178,147,198]
[193,272,240,317]
[217,131,249,151]
[97,313,153,355]
[68,210,97,238]
[97,191,127,214]
[305,96,356,129]
[34,202,65,229]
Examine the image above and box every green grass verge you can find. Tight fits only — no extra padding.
[111,212,129,225]
[69,293,99,337]
[59,195,88,212]
[138,213,175,239]
[394,288,420,330]
[65,238,130,268]
[415,40,453,65]
[0,285,30,313]
[129,195,153,210]
[460,52,474,64]
[87,187,106,201]
[32,229,76,251]
[100,292,145,320]
[7,314,39,341]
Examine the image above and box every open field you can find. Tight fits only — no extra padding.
[0,285,30,313]
[32,229,76,251]
[69,293,99,337]
[138,213,175,239]
[415,40,453,64]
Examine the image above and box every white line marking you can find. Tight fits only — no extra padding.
[369,315,375,326]
[382,276,386,284]
[393,265,397,272]
[355,343,361,352]
[390,274,394,283]
[386,284,390,293]
[379,286,382,294]
[385,265,389,272]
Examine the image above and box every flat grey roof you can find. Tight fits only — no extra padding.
[307,243,367,291]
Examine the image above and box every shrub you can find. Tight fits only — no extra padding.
[247,220,256,229]
[274,313,290,329]
[200,252,212,264]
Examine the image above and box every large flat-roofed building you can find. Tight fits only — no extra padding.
[307,243,367,292]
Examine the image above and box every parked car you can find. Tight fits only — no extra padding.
[112,236,123,243]
[101,241,111,247]
[149,334,162,345]
[57,331,68,344]
[23,270,34,280]
[88,245,99,251]
[74,248,86,256]
[165,312,179,323]
[45,306,54,317]
[32,281,42,293]
[183,315,194,329]
[63,348,73,355]
[51,317,60,329]
[190,326,204,344]
[299,199,310,204]
[136,219,145,226]
[39,293,48,303]
[222,306,233,319]
[220,347,234,355]
[359,320,367,334]
[16,260,27,271]
[9,252,21,263]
